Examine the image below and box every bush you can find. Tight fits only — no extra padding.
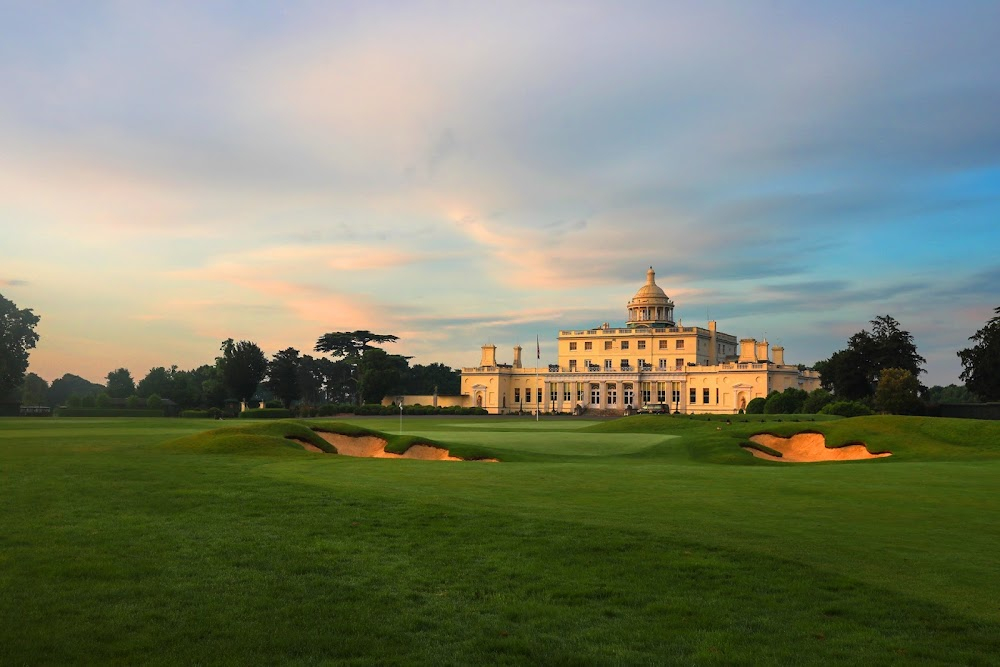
[265,400,284,409]
[745,397,767,414]
[180,410,212,418]
[801,388,834,414]
[126,395,142,409]
[80,394,96,408]
[238,408,292,419]
[67,395,82,408]
[819,401,874,418]
[146,394,163,409]
[96,392,111,408]
[764,388,808,414]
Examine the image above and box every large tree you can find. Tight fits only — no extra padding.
[48,373,104,406]
[314,331,400,405]
[137,366,175,399]
[19,372,49,406]
[0,292,40,400]
[105,368,136,399]
[815,315,925,401]
[266,348,302,408]
[958,306,1000,401]
[218,339,268,405]
[874,368,923,415]
[357,348,408,404]
[403,362,461,395]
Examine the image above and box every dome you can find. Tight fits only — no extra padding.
[626,267,675,328]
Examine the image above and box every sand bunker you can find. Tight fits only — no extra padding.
[293,433,496,461]
[744,432,891,462]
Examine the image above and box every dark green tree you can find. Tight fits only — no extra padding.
[267,348,302,408]
[105,368,136,399]
[314,331,400,405]
[925,384,980,404]
[0,292,40,400]
[137,367,174,399]
[403,362,461,395]
[218,339,268,405]
[815,315,924,401]
[957,306,1000,401]
[95,392,112,408]
[19,372,49,406]
[801,388,834,414]
[48,373,104,406]
[764,387,808,414]
[357,348,408,404]
[874,368,923,415]
[745,397,767,414]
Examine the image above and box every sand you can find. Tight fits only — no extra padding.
[295,433,497,461]
[743,432,891,462]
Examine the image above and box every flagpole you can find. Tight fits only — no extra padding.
[536,335,540,422]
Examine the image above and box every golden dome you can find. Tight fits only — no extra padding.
[626,267,675,327]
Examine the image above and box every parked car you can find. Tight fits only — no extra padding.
[637,403,669,414]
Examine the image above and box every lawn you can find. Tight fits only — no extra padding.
[1,414,998,664]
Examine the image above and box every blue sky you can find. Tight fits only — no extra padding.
[1,1,998,387]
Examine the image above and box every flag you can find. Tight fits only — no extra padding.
[536,335,540,360]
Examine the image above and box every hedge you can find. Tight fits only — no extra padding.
[180,408,223,419]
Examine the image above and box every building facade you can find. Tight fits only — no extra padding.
[454,267,820,415]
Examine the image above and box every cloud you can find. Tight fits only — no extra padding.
[3,279,29,286]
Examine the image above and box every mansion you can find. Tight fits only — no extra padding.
[456,267,821,415]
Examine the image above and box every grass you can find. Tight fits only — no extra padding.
[1,414,999,664]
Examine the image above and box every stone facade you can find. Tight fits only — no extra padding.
[456,267,820,415]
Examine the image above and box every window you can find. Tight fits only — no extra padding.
[715,388,720,404]
[564,384,572,401]
[657,382,666,403]
[659,340,668,349]
[604,359,613,370]
[607,383,617,405]
[577,384,584,401]
[672,382,681,404]
[658,359,668,370]
[514,388,521,404]
[535,388,541,403]
[551,387,558,402]
[569,359,577,370]
[604,340,612,350]
[675,358,684,370]
[621,340,630,350]
[689,387,696,403]
[676,340,685,349]
[584,341,592,350]
[703,388,710,404]
[641,382,651,404]
[569,342,577,351]
[590,384,600,405]
[624,384,634,406]
[637,340,647,350]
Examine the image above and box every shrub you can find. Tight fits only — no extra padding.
[802,388,834,414]
[126,395,142,409]
[180,410,212,418]
[80,394,96,408]
[764,388,808,414]
[146,394,163,409]
[265,400,284,409]
[238,408,292,419]
[96,392,111,408]
[57,409,162,417]
[819,401,874,417]
[745,397,767,414]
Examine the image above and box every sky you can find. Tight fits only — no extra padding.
[2,1,999,388]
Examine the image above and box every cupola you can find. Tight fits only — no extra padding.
[626,267,675,328]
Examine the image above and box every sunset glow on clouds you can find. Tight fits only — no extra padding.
[2,2,999,386]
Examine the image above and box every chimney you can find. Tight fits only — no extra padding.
[708,320,718,365]
[771,346,785,366]
[739,338,757,363]
[479,344,497,368]
[756,340,769,363]
[513,345,523,369]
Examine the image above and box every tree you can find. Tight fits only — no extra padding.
[137,367,174,399]
[764,387,808,414]
[96,392,112,408]
[267,348,302,408]
[218,339,268,405]
[20,372,49,406]
[958,306,1000,401]
[925,384,980,404]
[314,331,401,405]
[105,368,136,399]
[745,397,767,414]
[0,292,40,400]
[801,388,834,414]
[403,363,461,395]
[48,373,104,406]
[815,315,925,401]
[357,348,408,404]
[874,368,923,415]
